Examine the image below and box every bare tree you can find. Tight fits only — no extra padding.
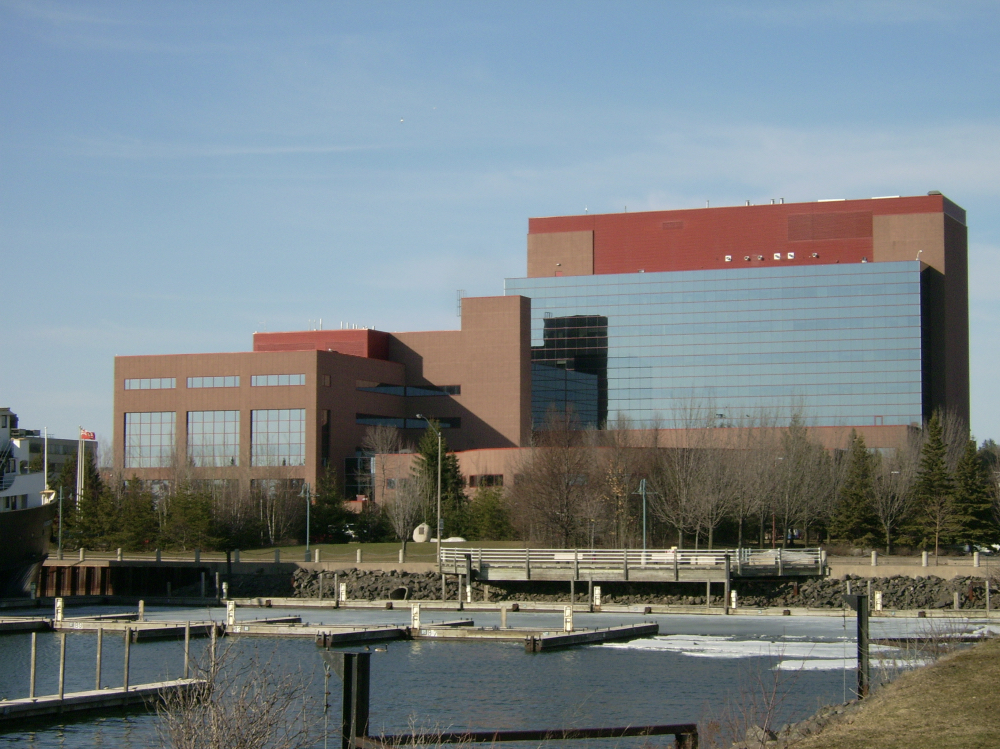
[361,425,402,507]
[870,430,921,554]
[386,473,427,554]
[507,410,598,547]
[157,642,317,749]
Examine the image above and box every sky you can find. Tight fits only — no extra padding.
[2,1,999,449]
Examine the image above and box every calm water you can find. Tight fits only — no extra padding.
[0,606,974,748]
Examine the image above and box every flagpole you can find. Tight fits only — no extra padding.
[77,427,85,508]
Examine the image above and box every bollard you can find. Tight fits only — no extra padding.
[116,547,123,562]
[222,582,229,600]
[563,606,573,633]
[155,548,161,563]
[874,591,883,611]
[138,600,145,621]
[184,622,190,678]
[29,632,37,698]
[594,585,602,609]
[58,632,67,700]
[339,582,347,603]
[974,551,980,568]
[500,605,508,629]
[54,597,64,622]
[871,550,878,567]
[233,549,240,563]
[730,590,738,610]
[315,548,321,563]
[79,547,86,562]
[275,549,281,563]
[357,548,363,564]
[200,571,206,598]
[411,603,421,629]
[922,550,929,567]
[399,548,404,564]
[954,591,960,611]
[227,600,237,626]
[96,627,103,689]
[194,549,201,563]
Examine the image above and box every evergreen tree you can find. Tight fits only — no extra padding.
[54,451,110,550]
[952,438,997,548]
[413,423,467,538]
[829,431,879,546]
[112,479,160,552]
[162,486,215,551]
[465,487,516,541]
[310,470,354,544]
[912,412,958,556]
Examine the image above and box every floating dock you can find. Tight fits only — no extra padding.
[0,618,50,634]
[0,679,205,725]
[411,622,659,650]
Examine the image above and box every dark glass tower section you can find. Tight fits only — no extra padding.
[530,315,608,428]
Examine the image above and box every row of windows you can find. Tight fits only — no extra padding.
[125,374,304,390]
[529,286,920,309]
[355,414,461,429]
[251,374,305,387]
[124,409,306,468]
[357,384,461,397]
[188,376,239,389]
[124,378,176,390]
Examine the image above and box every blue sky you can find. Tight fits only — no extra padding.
[2,1,998,449]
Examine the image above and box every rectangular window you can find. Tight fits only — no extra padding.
[187,376,240,388]
[124,378,176,390]
[251,374,305,387]
[355,414,461,429]
[251,409,306,466]
[470,474,504,487]
[322,374,331,387]
[187,411,240,467]
[357,383,460,396]
[124,412,176,468]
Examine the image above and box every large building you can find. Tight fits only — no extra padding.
[114,193,968,494]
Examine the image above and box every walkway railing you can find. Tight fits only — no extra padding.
[440,547,824,577]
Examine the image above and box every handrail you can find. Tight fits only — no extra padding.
[440,547,823,571]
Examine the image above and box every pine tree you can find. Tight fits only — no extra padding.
[112,479,160,551]
[310,469,354,544]
[413,423,467,538]
[829,431,879,546]
[952,438,997,548]
[465,487,516,541]
[912,412,958,556]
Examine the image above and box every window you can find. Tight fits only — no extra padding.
[251,374,305,387]
[469,474,504,487]
[125,378,176,390]
[124,412,176,468]
[356,414,461,429]
[322,374,331,387]
[187,411,240,467]
[187,376,239,388]
[357,383,460,396]
[251,409,306,466]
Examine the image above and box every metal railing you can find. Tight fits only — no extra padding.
[440,546,823,575]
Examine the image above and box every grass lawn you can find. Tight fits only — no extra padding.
[792,637,1000,749]
[241,539,526,563]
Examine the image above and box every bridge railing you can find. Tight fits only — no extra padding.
[440,547,823,575]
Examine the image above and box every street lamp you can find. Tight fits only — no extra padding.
[631,478,658,560]
[299,482,311,561]
[415,414,443,584]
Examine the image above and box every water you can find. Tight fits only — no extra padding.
[0,606,977,748]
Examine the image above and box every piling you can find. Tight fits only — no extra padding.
[411,603,421,629]
[58,632,67,700]
[227,600,237,626]
[29,632,37,698]
[215,571,221,598]
[116,548,123,561]
[123,627,131,695]
[500,606,507,629]
[705,580,711,610]
[95,627,103,689]
[138,600,145,621]
[319,571,325,600]
[200,571,206,598]
[55,597,64,623]
[724,554,731,614]
[954,591,960,611]
[570,579,575,604]
[184,622,191,678]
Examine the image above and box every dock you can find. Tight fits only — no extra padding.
[0,679,205,725]
[0,618,50,634]
[409,621,659,650]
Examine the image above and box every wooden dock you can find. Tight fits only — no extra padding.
[410,622,659,650]
[0,618,50,634]
[0,679,205,725]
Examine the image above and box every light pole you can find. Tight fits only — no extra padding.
[631,478,658,558]
[415,415,443,585]
[299,482,312,560]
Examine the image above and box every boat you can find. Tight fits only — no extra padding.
[0,408,57,597]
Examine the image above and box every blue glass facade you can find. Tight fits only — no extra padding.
[506,261,924,429]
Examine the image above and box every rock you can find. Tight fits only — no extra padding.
[746,724,777,744]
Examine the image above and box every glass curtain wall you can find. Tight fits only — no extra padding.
[251,408,306,466]
[187,410,240,467]
[506,261,924,429]
[124,412,176,468]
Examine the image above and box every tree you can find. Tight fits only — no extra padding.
[361,424,401,507]
[869,437,918,554]
[309,469,353,544]
[828,431,879,547]
[413,423,466,538]
[912,413,958,556]
[465,486,516,541]
[385,473,427,552]
[113,479,161,551]
[952,438,997,548]
[162,486,215,551]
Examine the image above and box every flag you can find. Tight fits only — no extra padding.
[80,430,96,441]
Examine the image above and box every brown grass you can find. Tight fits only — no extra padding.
[791,637,1000,749]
